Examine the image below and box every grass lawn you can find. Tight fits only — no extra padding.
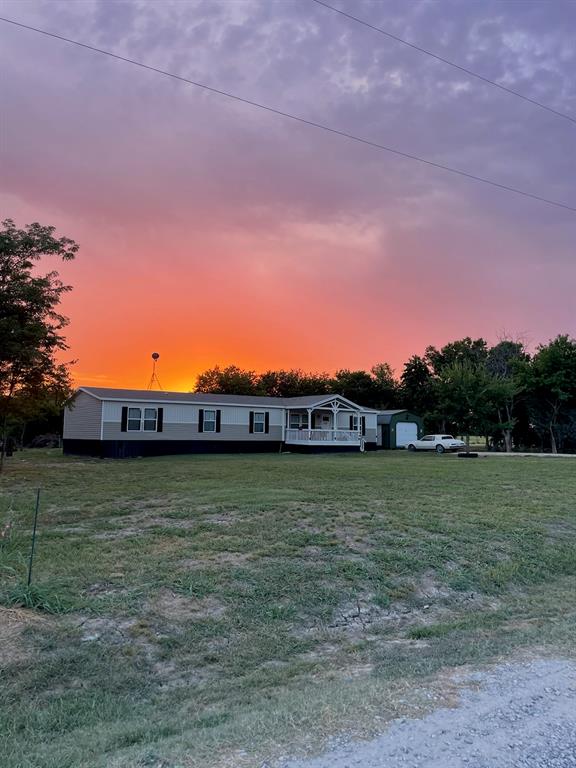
[1,449,575,768]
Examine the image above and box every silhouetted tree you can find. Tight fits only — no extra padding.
[195,365,259,395]
[400,355,436,423]
[485,340,529,451]
[426,338,488,375]
[0,219,77,470]
[258,369,332,397]
[370,363,398,408]
[523,335,576,453]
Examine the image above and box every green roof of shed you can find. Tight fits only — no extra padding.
[377,410,408,424]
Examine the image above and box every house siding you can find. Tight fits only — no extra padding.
[101,402,283,441]
[63,391,102,439]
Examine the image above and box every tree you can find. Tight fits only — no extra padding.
[524,336,576,454]
[258,369,332,397]
[426,337,488,375]
[194,365,260,395]
[0,219,78,470]
[370,363,398,408]
[400,355,436,422]
[8,365,73,448]
[485,340,529,452]
[332,369,377,407]
[436,360,494,450]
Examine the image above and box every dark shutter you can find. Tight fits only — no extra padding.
[249,411,254,434]
[265,412,270,434]
[157,408,164,433]
[349,415,354,430]
[312,413,316,429]
[361,416,366,436]
[198,409,204,433]
[121,406,128,432]
[216,410,221,433]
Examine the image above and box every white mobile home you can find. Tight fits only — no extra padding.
[63,387,378,458]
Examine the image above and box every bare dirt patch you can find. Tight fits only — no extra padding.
[150,588,226,622]
[75,615,140,644]
[0,606,49,665]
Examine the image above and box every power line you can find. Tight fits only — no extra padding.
[311,0,576,127]
[1,15,575,214]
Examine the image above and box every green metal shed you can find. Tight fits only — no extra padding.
[377,410,424,449]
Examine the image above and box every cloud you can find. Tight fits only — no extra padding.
[0,0,574,384]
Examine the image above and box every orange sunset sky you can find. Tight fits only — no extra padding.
[1,0,575,392]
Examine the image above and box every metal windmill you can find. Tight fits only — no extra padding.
[147,352,164,390]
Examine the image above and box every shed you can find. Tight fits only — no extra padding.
[377,410,424,449]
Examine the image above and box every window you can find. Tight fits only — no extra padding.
[127,407,158,432]
[204,409,216,432]
[351,415,359,430]
[122,406,162,433]
[144,408,158,431]
[127,407,142,431]
[289,413,308,429]
[442,435,454,440]
[253,412,265,433]
[421,435,435,442]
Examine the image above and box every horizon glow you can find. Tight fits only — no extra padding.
[1,0,575,391]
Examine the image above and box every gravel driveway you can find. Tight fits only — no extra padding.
[281,660,576,768]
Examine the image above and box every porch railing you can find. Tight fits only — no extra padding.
[285,429,360,443]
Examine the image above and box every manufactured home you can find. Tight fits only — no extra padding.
[63,387,378,458]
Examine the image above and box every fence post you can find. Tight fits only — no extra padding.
[27,489,41,587]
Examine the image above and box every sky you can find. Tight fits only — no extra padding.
[0,0,575,391]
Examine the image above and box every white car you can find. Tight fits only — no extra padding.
[407,434,466,453]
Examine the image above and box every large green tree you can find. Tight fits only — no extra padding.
[0,219,78,469]
[425,337,488,375]
[435,360,495,449]
[524,335,576,453]
[485,340,529,452]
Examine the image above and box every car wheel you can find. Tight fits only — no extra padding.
[435,444,445,454]
[407,444,416,452]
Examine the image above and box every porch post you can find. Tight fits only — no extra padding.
[307,408,313,440]
[282,408,286,442]
[331,404,338,441]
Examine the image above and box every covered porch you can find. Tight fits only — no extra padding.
[283,397,365,447]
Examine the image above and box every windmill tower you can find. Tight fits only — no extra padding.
[147,352,163,390]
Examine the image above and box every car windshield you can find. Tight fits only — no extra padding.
[442,435,455,440]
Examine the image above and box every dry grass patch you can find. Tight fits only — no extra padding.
[150,589,226,622]
[0,606,49,665]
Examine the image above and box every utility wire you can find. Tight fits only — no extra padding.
[311,0,576,127]
[1,15,575,214]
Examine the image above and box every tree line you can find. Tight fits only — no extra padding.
[195,335,576,453]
